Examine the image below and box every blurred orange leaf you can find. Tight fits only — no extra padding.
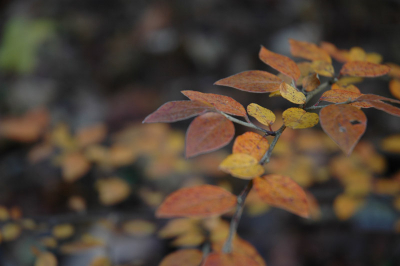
[159,249,203,266]
[96,177,131,206]
[340,61,390,77]
[185,113,234,158]
[259,46,300,81]
[219,153,265,179]
[320,104,367,155]
[214,70,282,93]
[203,252,260,266]
[386,63,400,79]
[76,123,107,148]
[282,108,319,129]
[122,219,156,237]
[89,257,111,266]
[389,79,400,100]
[355,94,400,117]
[143,101,214,123]
[182,90,246,117]
[247,103,276,126]
[156,185,236,218]
[279,83,306,104]
[232,132,269,161]
[331,83,360,93]
[302,73,320,92]
[61,152,91,182]
[289,39,331,63]
[253,174,310,218]
[35,252,57,266]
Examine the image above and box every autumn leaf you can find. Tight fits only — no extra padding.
[320,41,348,63]
[2,223,21,241]
[96,177,131,206]
[302,73,320,92]
[159,249,203,266]
[158,218,199,238]
[289,39,331,63]
[253,175,310,218]
[365,53,383,64]
[386,63,400,79]
[247,103,276,126]
[336,76,364,86]
[296,62,313,85]
[320,89,372,108]
[389,79,400,100]
[340,61,390,77]
[156,185,237,218]
[259,46,300,81]
[348,47,366,61]
[331,83,360,93]
[143,101,214,123]
[214,70,282,93]
[203,252,260,266]
[232,132,269,161]
[35,252,57,266]
[52,224,75,239]
[171,230,205,247]
[310,60,334,77]
[279,83,306,104]
[185,113,234,158]
[333,194,364,220]
[219,153,265,179]
[319,104,367,155]
[61,152,91,182]
[76,123,107,148]
[182,90,246,117]
[355,94,400,117]
[381,134,400,153]
[282,108,319,129]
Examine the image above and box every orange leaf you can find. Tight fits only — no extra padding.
[159,249,203,266]
[389,79,400,100]
[319,104,367,155]
[302,73,320,92]
[354,94,400,117]
[214,70,282,93]
[259,46,300,81]
[386,63,400,79]
[320,41,349,63]
[340,61,390,77]
[253,175,310,218]
[289,39,331,63]
[320,90,371,108]
[232,132,269,161]
[203,252,260,266]
[182,91,246,117]
[156,185,237,218]
[185,113,234,158]
[143,101,214,123]
[331,83,361,93]
[61,152,91,183]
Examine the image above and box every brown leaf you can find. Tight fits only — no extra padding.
[156,185,237,218]
[214,70,282,93]
[203,252,260,266]
[259,46,300,81]
[319,104,367,155]
[340,61,390,77]
[289,39,331,63]
[185,113,234,158]
[233,132,269,161]
[182,91,246,117]
[302,73,320,92]
[159,249,203,266]
[253,175,310,218]
[143,101,214,123]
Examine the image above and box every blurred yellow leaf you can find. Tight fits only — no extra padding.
[96,177,131,206]
[349,47,366,61]
[2,223,21,241]
[0,206,9,221]
[247,103,275,126]
[366,53,382,64]
[381,134,400,153]
[122,219,156,237]
[171,230,205,247]
[67,196,86,212]
[333,194,364,220]
[310,60,334,77]
[61,152,91,182]
[158,218,199,239]
[52,224,74,239]
[89,257,111,266]
[34,252,57,266]
[40,236,57,248]
[219,153,264,179]
[76,123,107,148]
[389,79,400,100]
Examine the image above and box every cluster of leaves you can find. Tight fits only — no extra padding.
[144,39,400,266]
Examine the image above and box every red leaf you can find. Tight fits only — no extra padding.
[320,104,367,155]
[186,112,234,158]
[156,185,237,218]
[259,46,301,81]
[340,61,390,77]
[143,101,214,123]
[214,71,282,93]
[182,91,246,117]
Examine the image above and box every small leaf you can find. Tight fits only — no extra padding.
[219,153,264,179]
[203,252,260,266]
[185,113,234,158]
[348,47,366,61]
[35,252,57,266]
[282,108,319,129]
[182,91,246,117]
[52,224,75,239]
[366,52,382,64]
[319,104,367,155]
[289,39,331,63]
[331,83,361,93]
[253,174,310,218]
[156,185,237,218]
[336,76,364,85]
[310,60,334,77]
[259,46,300,81]
[279,83,306,104]
[96,177,131,206]
[214,71,282,93]
[340,61,390,77]
[269,90,281,97]
[389,79,400,100]
[143,101,214,123]
[247,103,276,126]
[354,94,400,117]
[320,90,372,108]
[386,63,400,79]
[233,132,269,161]
[302,73,320,92]
[320,41,349,63]
[333,194,364,220]
[159,249,203,266]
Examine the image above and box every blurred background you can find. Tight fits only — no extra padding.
[1,0,400,265]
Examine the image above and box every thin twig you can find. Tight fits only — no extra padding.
[259,124,286,165]
[219,112,272,135]
[305,99,354,110]
[305,81,329,104]
[222,180,253,253]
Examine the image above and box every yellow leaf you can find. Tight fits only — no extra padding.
[2,223,21,241]
[35,252,57,266]
[279,83,306,104]
[269,90,281,97]
[219,153,264,179]
[349,47,366,61]
[158,218,199,238]
[282,108,319,129]
[52,224,74,239]
[40,236,58,248]
[122,219,156,237]
[336,76,364,85]
[310,60,334,77]
[366,52,383,64]
[96,177,131,206]
[89,257,111,266]
[381,134,400,153]
[333,194,364,220]
[171,230,205,247]
[247,103,276,126]
[0,206,9,221]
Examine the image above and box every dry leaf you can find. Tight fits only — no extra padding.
[247,103,276,126]
[302,73,320,92]
[340,61,390,77]
[282,108,319,129]
[232,132,269,161]
[320,41,349,63]
[279,83,306,104]
[331,83,360,93]
[214,70,282,93]
[259,46,300,81]
[156,185,236,218]
[219,153,265,179]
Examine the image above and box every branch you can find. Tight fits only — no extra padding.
[305,81,330,104]
[220,112,274,135]
[259,124,286,165]
[305,99,355,110]
[222,180,253,253]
